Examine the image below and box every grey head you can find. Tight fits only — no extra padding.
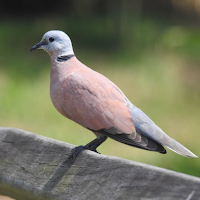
[30,30,74,57]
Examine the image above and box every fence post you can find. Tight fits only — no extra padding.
[0,127,200,200]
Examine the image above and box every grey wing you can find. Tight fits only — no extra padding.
[128,103,197,158]
[96,127,166,153]
[129,104,167,142]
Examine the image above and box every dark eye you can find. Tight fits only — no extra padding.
[49,37,54,42]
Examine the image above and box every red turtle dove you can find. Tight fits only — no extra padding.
[31,30,197,159]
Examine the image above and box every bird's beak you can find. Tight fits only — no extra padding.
[30,41,45,52]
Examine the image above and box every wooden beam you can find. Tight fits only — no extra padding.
[0,127,199,200]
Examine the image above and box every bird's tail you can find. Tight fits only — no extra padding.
[129,104,198,158]
[163,138,198,158]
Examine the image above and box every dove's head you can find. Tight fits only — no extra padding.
[31,30,74,57]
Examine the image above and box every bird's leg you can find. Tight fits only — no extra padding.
[86,135,107,153]
[69,135,107,159]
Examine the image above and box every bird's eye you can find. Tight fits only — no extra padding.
[49,37,54,42]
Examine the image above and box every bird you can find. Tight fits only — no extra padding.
[31,30,197,159]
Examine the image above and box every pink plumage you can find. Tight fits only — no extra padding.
[31,30,197,158]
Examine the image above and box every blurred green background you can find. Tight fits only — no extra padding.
[0,0,200,177]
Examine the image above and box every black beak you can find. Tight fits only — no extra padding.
[30,41,45,52]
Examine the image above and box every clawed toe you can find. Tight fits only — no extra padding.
[68,136,107,159]
[68,146,85,159]
[88,146,100,154]
[68,145,101,160]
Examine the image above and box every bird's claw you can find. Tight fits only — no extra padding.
[88,146,100,154]
[68,145,85,160]
[68,145,100,160]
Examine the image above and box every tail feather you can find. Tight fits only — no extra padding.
[163,139,198,158]
[129,104,198,158]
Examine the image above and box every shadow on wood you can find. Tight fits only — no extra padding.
[0,127,199,200]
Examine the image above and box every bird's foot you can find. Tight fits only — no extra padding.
[88,145,100,154]
[68,136,107,159]
[68,145,85,160]
[68,145,100,160]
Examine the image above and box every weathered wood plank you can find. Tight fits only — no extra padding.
[0,127,199,200]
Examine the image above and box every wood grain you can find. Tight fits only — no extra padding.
[0,127,199,200]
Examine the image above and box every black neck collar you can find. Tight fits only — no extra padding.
[57,54,75,62]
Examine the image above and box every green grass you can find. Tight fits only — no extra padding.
[0,18,200,177]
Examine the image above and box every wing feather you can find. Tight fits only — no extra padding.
[60,65,166,153]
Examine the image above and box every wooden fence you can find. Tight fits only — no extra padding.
[0,127,200,200]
